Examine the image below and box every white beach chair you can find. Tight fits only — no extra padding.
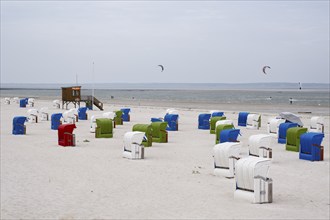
[27,98,35,107]
[13,97,19,104]
[123,131,145,159]
[90,115,103,133]
[246,114,261,129]
[62,109,76,124]
[27,109,39,123]
[234,157,273,204]
[4,97,10,104]
[309,116,324,133]
[248,134,272,158]
[213,142,241,178]
[39,107,49,121]
[266,118,285,137]
[53,100,60,109]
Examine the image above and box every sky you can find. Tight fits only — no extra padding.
[1,0,329,84]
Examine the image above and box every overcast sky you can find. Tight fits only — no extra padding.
[1,1,329,84]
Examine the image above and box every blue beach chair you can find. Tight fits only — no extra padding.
[78,107,88,120]
[198,113,211,130]
[238,112,249,126]
[51,113,63,130]
[12,116,27,135]
[220,129,240,143]
[164,114,179,131]
[211,111,224,117]
[299,132,325,161]
[121,108,131,122]
[278,122,298,144]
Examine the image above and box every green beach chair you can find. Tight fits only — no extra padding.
[215,124,235,144]
[114,110,123,126]
[132,124,152,147]
[286,127,308,152]
[151,121,168,143]
[95,118,113,138]
[210,116,226,134]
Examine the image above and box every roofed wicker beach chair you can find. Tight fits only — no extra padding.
[39,107,49,121]
[123,131,145,159]
[51,113,62,130]
[286,127,308,152]
[198,113,211,130]
[121,108,131,122]
[58,124,76,147]
[267,117,285,136]
[151,121,168,143]
[309,116,324,133]
[12,116,27,135]
[248,134,272,158]
[95,118,113,138]
[4,97,10,104]
[114,110,123,126]
[234,157,272,204]
[27,109,39,123]
[238,112,249,126]
[132,124,152,147]
[278,122,298,144]
[78,107,88,120]
[164,114,179,131]
[215,124,235,144]
[220,129,241,143]
[53,99,61,109]
[246,113,261,130]
[90,115,103,133]
[299,132,325,161]
[210,116,226,134]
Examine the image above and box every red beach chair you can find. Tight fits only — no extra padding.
[58,124,76,147]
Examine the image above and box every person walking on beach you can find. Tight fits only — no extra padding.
[289,97,293,104]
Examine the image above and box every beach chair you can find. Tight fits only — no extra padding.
[90,115,103,133]
[210,116,226,134]
[238,112,249,126]
[210,110,224,117]
[78,107,88,120]
[13,97,19,104]
[58,124,76,147]
[164,114,179,131]
[51,113,62,130]
[121,108,131,122]
[53,100,60,109]
[132,124,152,147]
[215,124,234,144]
[246,114,261,129]
[198,113,211,130]
[19,98,27,108]
[299,132,325,161]
[151,121,168,143]
[27,109,39,123]
[234,157,273,204]
[27,98,35,107]
[248,134,272,158]
[39,107,49,121]
[4,97,10,104]
[12,116,27,135]
[286,127,308,152]
[278,122,298,144]
[123,131,145,159]
[220,129,240,143]
[114,110,123,126]
[309,116,324,133]
[95,118,113,138]
[267,118,285,136]
[213,142,241,178]
[62,109,77,124]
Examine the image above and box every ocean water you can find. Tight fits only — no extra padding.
[1,83,329,108]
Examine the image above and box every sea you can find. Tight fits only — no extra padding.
[1,83,329,114]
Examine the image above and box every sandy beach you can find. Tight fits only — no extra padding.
[1,98,329,219]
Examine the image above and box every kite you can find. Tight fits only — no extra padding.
[262,66,271,74]
[158,65,164,72]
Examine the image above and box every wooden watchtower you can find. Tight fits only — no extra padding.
[61,86,81,109]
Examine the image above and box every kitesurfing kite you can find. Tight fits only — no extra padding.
[262,66,271,74]
[158,65,164,72]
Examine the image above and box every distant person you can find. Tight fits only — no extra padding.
[289,98,293,104]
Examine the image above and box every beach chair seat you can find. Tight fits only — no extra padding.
[53,99,60,109]
[27,98,35,107]
[210,116,226,134]
[164,114,179,131]
[39,107,49,121]
[299,132,325,161]
[246,114,261,129]
[114,110,123,126]
[132,124,152,147]
[4,97,10,104]
[95,118,113,138]
[51,113,62,130]
[151,121,168,143]
[78,107,88,120]
[309,116,324,133]
[234,157,272,204]
[123,131,145,159]
[278,122,298,144]
[238,112,249,127]
[12,116,27,135]
[213,142,241,178]
[220,129,240,143]
[215,124,234,144]
[58,124,76,147]
[27,109,39,123]
[198,113,211,130]
[121,108,131,122]
[286,127,308,152]
[267,118,285,136]
[248,134,272,158]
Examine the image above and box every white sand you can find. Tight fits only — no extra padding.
[1,98,329,219]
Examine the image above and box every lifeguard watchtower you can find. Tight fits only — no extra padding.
[61,86,103,110]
